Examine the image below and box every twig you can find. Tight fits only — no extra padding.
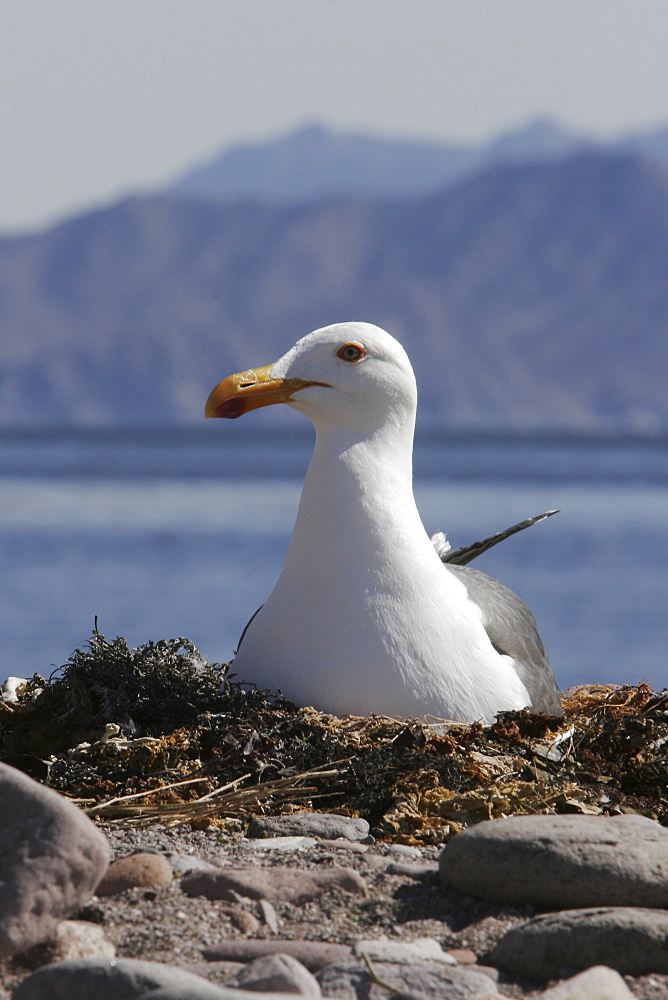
[360,951,399,994]
[87,759,350,824]
[86,775,212,817]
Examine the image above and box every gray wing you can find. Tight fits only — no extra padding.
[445,563,563,716]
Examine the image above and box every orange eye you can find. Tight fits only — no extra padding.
[337,343,365,362]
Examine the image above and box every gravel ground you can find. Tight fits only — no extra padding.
[3,821,668,999]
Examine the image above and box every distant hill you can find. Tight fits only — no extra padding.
[618,125,668,166]
[2,150,668,431]
[169,118,668,206]
[169,119,586,204]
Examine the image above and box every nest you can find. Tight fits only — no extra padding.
[1,630,666,844]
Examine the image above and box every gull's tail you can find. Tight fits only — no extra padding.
[439,510,559,566]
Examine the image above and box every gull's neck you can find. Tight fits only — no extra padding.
[288,416,428,562]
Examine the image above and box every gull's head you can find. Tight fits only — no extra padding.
[205,322,417,435]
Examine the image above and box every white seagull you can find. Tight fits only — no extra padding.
[206,322,562,723]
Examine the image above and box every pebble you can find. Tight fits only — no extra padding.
[382,844,423,858]
[352,936,456,964]
[181,866,367,904]
[247,813,370,842]
[243,836,318,851]
[164,853,220,875]
[537,964,635,1000]
[216,905,261,934]
[489,906,668,980]
[0,762,111,959]
[446,949,479,966]
[8,919,115,977]
[439,813,668,908]
[358,854,388,869]
[95,852,173,896]
[313,840,369,854]
[228,953,322,996]
[34,920,115,965]
[384,861,438,879]
[201,939,353,971]
[258,898,279,933]
[316,956,499,999]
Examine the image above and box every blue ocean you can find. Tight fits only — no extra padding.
[1,426,666,694]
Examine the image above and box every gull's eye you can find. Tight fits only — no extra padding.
[337,343,365,362]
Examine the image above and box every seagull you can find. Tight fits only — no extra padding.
[206,322,562,723]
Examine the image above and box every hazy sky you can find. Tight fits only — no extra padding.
[3,0,668,232]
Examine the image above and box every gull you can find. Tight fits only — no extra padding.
[206,322,562,722]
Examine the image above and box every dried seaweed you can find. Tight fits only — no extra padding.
[1,631,666,843]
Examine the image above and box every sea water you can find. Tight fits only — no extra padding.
[0,426,666,693]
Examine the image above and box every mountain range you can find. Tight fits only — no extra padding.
[170,118,668,203]
[2,122,668,431]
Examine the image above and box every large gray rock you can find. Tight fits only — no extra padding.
[140,988,309,1000]
[181,866,367,904]
[247,814,369,842]
[137,988,234,1000]
[439,814,668,908]
[489,907,668,980]
[11,958,301,1000]
[537,965,634,999]
[228,953,321,996]
[11,957,231,1000]
[317,956,498,999]
[201,939,352,971]
[0,763,111,959]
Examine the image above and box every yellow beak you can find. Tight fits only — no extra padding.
[205,364,330,419]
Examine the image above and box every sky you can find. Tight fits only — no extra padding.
[3,0,668,233]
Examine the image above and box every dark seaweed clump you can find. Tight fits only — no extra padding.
[1,630,666,841]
